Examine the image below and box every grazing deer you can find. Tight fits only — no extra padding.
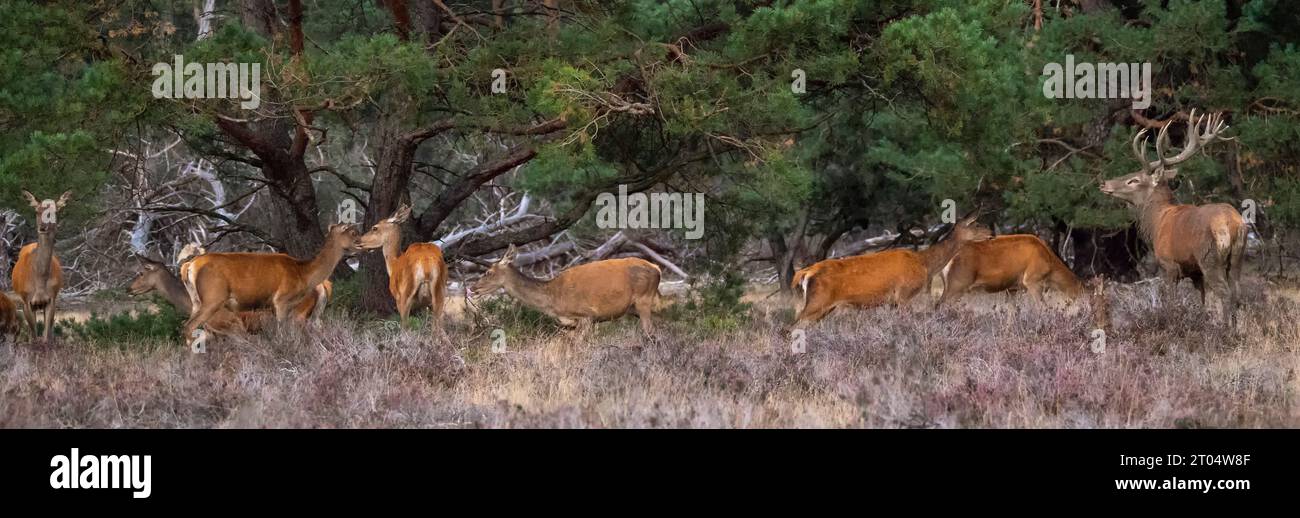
[1099,110,1243,326]
[790,215,992,327]
[0,292,20,343]
[12,190,71,342]
[468,245,662,337]
[181,224,358,342]
[356,204,448,335]
[937,234,1082,307]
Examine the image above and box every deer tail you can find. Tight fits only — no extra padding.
[791,269,815,308]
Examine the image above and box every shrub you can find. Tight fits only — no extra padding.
[666,270,753,334]
[470,295,560,337]
[59,300,186,345]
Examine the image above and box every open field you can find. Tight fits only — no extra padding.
[2,277,1296,428]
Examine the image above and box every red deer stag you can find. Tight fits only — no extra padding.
[181,224,358,342]
[937,234,1083,307]
[1099,110,1242,325]
[790,215,992,328]
[468,245,662,337]
[12,190,71,342]
[356,204,447,335]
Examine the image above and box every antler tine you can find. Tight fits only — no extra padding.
[1203,111,1234,142]
[1155,121,1172,170]
[1131,128,1153,174]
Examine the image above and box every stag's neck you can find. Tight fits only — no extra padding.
[381,238,402,278]
[32,231,56,278]
[157,273,193,313]
[502,267,556,312]
[303,242,346,288]
[1135,186,1178,242]
[917,236,963,275]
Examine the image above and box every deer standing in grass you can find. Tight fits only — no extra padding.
[130,256,252,338]
[176,244,331,325]
[356,205,447,336]
[936,234,1083,307]
[132,255,331,337]
[790,215,992,328]
[1099,110,1243,326]
[12,190,71,342]
[468,245,662,338]
[181,223,358,343]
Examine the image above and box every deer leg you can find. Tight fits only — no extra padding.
[634,297,655,338]
[569,318,593,342]
[1228,238,1244,329]
[794,300,836,328]
[395,293,413,330]
[1157,264,1182,308]
[1190,273,1206,305]
[19,300,37,342]
[183,300,226,347]
[272,293,306,326]
[936,276,968,309]
[42,296,57,342]
[431,281,448,343]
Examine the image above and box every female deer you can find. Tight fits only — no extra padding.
[12,190,71,342]
[356,205,448,336]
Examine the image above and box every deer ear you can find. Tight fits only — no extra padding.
[56,190,72,209]
[501,245,518,263]
[22,190,38,209]
[389,204,411,224]
[1158,167,1179,182]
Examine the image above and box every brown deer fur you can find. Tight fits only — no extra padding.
[12,190,70,342]
[790,215,992,327]
[131,257,329,338]
[356,205,447,335]
[181,224,358,342]
[469,246,662,337]
[0,293,20,343]
[937,234,1082,306]
[1099,110,1243,326]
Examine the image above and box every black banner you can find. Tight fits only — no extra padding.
[0,429,1292,508]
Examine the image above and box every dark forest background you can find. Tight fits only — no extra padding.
[2,0,1297,313]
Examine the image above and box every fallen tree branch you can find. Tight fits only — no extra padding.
[629,241,689,279]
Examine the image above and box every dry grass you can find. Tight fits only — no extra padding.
[2,277,1298,428]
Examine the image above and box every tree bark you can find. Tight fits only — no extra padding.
[358,121,419,313]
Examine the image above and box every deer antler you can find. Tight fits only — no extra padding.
[1143,109,1232,172]
[1131,128,1153,175]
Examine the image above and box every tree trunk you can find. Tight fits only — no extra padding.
[768,232,795,293]
[1069,226,1145,282]
[359,124,418,314]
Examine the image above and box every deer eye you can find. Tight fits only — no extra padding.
[1127,178,1139,185]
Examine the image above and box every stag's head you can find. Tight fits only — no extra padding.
[325,223,363,254]
[1100,110,1231,207]
[128,255,169,296]
[22,190,71,235]
[357,204,411,251]
[950,214,993,243]
[468,245,519,297]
